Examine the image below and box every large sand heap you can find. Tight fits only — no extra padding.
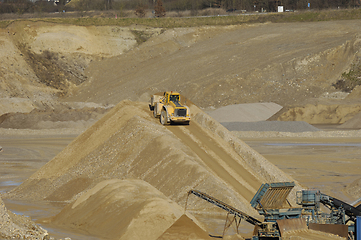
[5,100,299,237]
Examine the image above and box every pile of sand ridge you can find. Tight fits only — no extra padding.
[4,100,300,238]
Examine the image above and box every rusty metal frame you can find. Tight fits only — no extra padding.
[222,212,243,237]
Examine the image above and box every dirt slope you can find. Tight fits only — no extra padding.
[1,20,361,128]
[338,111,361,128]
[0,21,161,125]
[65,20,361,110]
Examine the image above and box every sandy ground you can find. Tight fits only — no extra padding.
[0,18,361,240]
[242,136,361,202]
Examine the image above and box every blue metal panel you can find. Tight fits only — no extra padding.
[250,183,269,208]
[357,216,361,240]
[301,190,320,206]
[260,208,303,221]
[250,182,295,209]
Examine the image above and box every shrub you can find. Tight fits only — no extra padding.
[154,0,166,17]
[135,4,147,18]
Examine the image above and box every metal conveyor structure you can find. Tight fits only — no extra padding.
[187,189,262,226]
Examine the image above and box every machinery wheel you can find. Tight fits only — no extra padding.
[153,105,158,118]
[160,110,168,125]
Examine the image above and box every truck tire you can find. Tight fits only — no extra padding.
[153,105,158,118]
[160,110,168,125]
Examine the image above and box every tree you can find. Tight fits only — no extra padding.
[154,0,166,17]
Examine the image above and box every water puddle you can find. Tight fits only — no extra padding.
[0,180,21,190]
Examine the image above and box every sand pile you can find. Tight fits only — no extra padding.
[5,100,299,238]
[276,103,361,124]
[0,197,48,240]
[157,214,212,240]
[281,229,345,240]
[338,111,361,129]
[50,179,205,240]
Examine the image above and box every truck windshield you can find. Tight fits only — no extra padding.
[169,95,179,103]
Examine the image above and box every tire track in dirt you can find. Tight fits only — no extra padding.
[167,123,262,201]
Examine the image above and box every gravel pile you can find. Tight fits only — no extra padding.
[206,103,283,122]
[221,121,320,132]
[0,197,48,240]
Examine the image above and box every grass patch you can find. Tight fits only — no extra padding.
[1,8,361,29]
[131,30,154,45]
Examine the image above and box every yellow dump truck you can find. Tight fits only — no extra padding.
[150,91,191,125]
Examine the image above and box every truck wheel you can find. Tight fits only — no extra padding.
[160,110,168,125]
[153,105,158,118]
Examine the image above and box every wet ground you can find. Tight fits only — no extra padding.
[0,135,100,239]
[0,132,359,239]
[0,136,76,194]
